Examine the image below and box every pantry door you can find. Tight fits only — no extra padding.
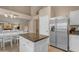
[39,15,49,36]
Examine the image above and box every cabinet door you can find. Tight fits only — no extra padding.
[69,35,79,51]
[34,38,49,52]
[39,15,49,36]
[19,37,34,52]
[70,10,79,25]
[20,42,33,52]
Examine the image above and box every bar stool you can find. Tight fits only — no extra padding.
[2,36,13,49]
[13,35,19,46]
[0,37,2,48]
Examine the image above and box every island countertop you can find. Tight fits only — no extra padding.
[20,33,49,42]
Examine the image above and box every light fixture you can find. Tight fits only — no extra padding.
[4,14,17,18]
[9,14,14,18]
[4,14,8,17]
[13,16,16,18]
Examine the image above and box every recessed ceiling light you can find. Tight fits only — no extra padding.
[10,14,14,18]
[4,14,8,17]
[14,16,16,18]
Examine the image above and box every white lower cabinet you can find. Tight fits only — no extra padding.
[69,35,79,51]
[34,38,49,52]
[19,36,34,52]
[19,36,49,52]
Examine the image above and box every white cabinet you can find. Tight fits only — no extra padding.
[19,36,34,52]
[34,38,49,52]
[70,10,79,25]
[19,36,49,52]
[69,35,79,51]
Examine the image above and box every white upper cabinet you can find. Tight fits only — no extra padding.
[70,10,79,25]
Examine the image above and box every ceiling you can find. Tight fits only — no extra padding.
[0,6,31,15]
[0,6,45,16]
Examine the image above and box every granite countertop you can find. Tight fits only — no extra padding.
[20,33,49,42]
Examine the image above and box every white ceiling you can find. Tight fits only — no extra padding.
[0,6,45,15]
[0,6,31,15]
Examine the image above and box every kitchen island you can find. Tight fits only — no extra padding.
[19,33,49,52]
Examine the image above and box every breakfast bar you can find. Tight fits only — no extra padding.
[19,33,49,52]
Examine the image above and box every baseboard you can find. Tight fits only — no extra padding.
[50,45,68,52]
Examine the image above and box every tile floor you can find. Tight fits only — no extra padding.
[0,42,63,52]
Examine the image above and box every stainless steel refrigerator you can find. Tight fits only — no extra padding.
[50,16,69,51]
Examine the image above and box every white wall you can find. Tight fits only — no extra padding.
[51,6,79,17]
